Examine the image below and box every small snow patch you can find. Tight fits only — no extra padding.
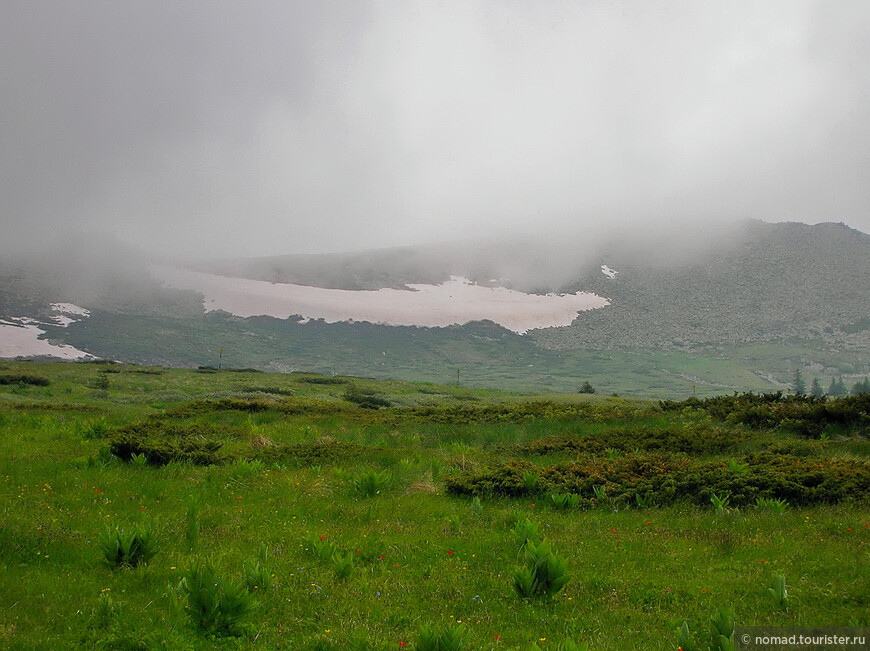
[0,318,93,359]
[601,265,618,279]
[50,303,91,327]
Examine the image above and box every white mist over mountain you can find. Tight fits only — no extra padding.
[2,2,870,261]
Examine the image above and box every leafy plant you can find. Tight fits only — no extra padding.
[178,559,254,636]
[755,496,788,513]
[99,525,158,568]
[522,471,539,493]
[82,418,112,440]
[130,452,148,468]
[331,550,354,580]
[231,458,266,477]
[710,493,730,513]
[592,484,608,501]
[91,592,122,629]
[310,536,338,562]
[530,642,589,651]
[676,621,701,651]
[185,498,200,548]
[768,574,788,610]
[726,459,749,475]
[634,492,655,509]
[353,470,391,497]
[242,544,272,592]
[413,622,467,651]
[512,539,570,600]
[510,518,540,550]
[548,492,580,510]
[709,607,735,651]
[470,496,484,517]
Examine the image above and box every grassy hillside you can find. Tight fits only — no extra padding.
[1,360,868,649]
[53,311,785,397]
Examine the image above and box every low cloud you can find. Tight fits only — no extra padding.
[2,1,869,259]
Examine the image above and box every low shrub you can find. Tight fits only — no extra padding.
[0,373,50,386]
[660,392,870,438]
[518,424,749,457]
[344,385,392,409]
[259,441,367,466]
[297,375,348,385]
[238,385,295,396]
[109,422,224,466]
[445,452,870,507]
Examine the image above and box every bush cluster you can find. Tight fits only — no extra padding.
[444,452,870,507]
[406,400,641,425]
[517,425,749,457]
[660,392,870,438]
[0,373,50,386]
[109,422,225,466]
[258,441,367,466]
[343,385,392,409]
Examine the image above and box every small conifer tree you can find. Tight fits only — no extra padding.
[792,369,806,396]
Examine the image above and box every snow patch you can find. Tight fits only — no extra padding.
[601,264,618,279]
[0,318,93,359]
[151,266,610,335]
[50,303,91,327]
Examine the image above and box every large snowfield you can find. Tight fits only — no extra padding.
[151,266,609,335]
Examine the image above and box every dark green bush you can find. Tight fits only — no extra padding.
[258,441,367,466]
[445,453,870,507]
[109,422,224,466]
[518,425,749,457]
[0,373,50,386]
[344,385,392,409]
[659,392,870,438]
[297,375,348,385]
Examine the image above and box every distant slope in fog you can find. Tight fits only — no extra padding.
[193,220,870,353]
[530,221,870,351]
[1,220,869,394]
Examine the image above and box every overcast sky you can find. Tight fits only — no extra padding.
[2,1,869,258]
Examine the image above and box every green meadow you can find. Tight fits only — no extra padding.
[0,360,868,650]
